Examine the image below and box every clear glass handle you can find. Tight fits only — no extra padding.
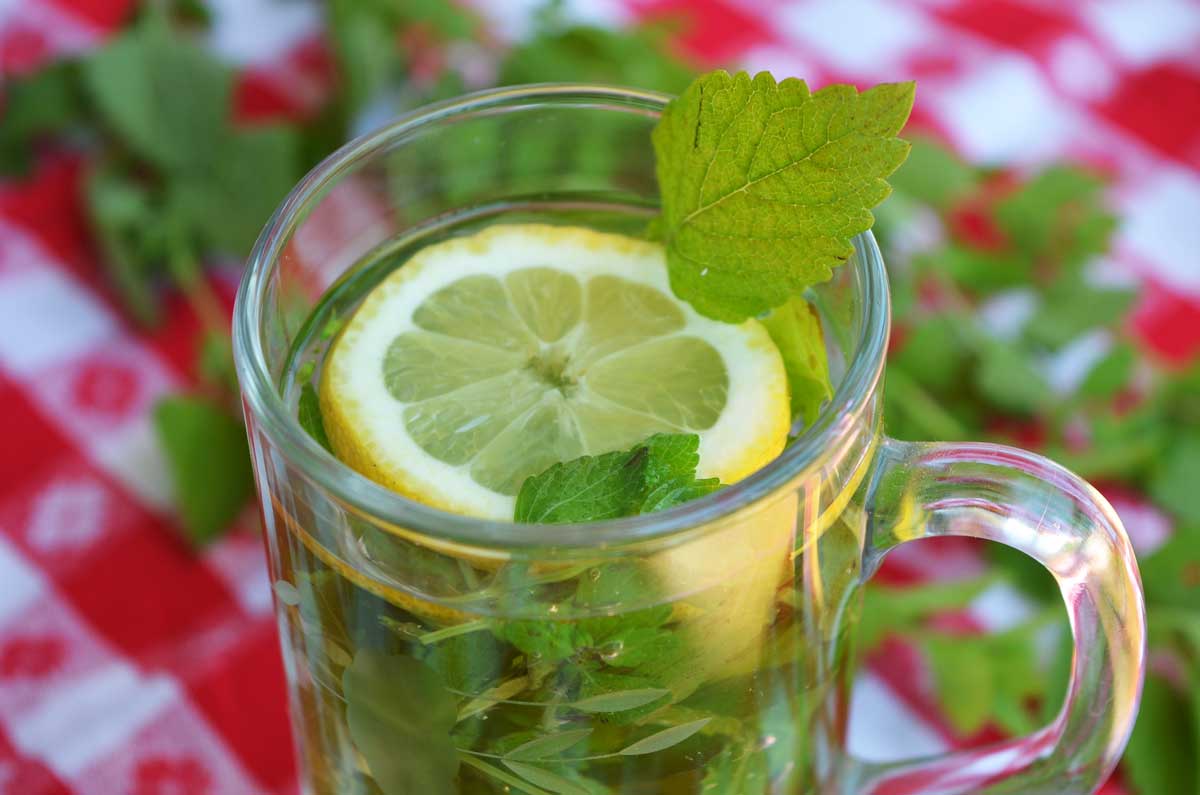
[857,438,1146,795]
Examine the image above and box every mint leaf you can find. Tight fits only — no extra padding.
[760,297,833,426]
[574,562,664,611]
[198,331,238,394]
[176,125,300,255]
[298,384,333,452]
[1024,279,1135,350]
[892,315,971,392]
[503,729,594,762]
[325,0,402,117]
[86,165,165,326]
[1140,524,1200,611]
[995,165,1117,272]
[501,761,589,795]
[640,479,721,514]
[618,717,711,755]
[637,433,721,511]
[595,625,684,670]
[514,447,649,523]
[858,577,993,653]
[402,0,478,40]
[514,434,723,523]
[914,244,1031,295]
[1077,342,1135,400]
[1149,432,1200,524]
[499,22,691,94]
[82,16,231,174]
[153,396,254,545]
[889,137,977,209]
[496,620,591,664]
[342,651,458,795]
[924,635,995,735]
[420,630,507,694]
[984,628,1045,736]
[571,688,670,713]
[652,71,913,321]
[1123,674,1197,795]
[987,543,1059,604]
[0,60,84,175]
[639,433,704,488]
[974,340,1052,414]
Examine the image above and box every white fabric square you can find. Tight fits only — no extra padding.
[0,538,46,626]
[78,697,269,795]
[92,418,176,512]
[935,55,1076,163]
[205,533,274,616]
[205,0,321,65]
[1085,0,1200,67]
[1118,169,1200,294]
[848,672,947,762]
[1048,36,1119,102]
[777,0,930,75]
[0,269,118,377]
[10,664,177,777]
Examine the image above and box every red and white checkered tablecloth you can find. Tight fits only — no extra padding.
[0,1,1197,793]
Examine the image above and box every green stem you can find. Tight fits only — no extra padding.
[457,676,531,722]
[164,219,225,336]
[420,618,491,646]
[457,558,481,590]
[461,746,624,764]
[458,753,554,795]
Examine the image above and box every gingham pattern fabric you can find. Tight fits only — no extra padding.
[0,1,1196,793]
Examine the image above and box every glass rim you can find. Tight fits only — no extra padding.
[232,82,890,550]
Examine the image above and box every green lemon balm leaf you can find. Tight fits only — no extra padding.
[652,71,914,321]
[343,651,459,795]
[82,16,231,174]
[153,396,254,545]
[761,297,832,426]
[298,383,333,452]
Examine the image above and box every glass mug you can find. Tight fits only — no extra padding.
[233,85,1145,795]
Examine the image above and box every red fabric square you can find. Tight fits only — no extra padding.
[44,0,138,32]
[186,621,295,793]
[1095,63,1200,168]
[0,156,97,289]
[1131,277,1200,365]
[629,0,776,65]
[934,0,1075,55]
[0,724,71,795]
[0,376,74,496]
[53,508,241,659]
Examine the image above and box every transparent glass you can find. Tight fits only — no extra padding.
[233,85,1145,795]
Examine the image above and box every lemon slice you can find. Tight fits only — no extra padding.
[320,224,790,519]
